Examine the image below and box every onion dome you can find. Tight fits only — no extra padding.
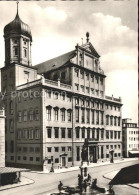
[4,12,32,41]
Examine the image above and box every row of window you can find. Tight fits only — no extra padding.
[106,145,121,149]
[129,144,139,148]
[46,107,72,122]
[18,109,39,122]
[47,127,72,139]
[17,156,40,161]
[47,157,72,164]
[74,69,104,85]
[12,46,27,58]
[46,90,72,101]
[75,128,104,139]
[75,98,104,109]
[75,84,103,97]
[17,129,40,140]
[75,108,104,124]
[47,146,72,153]
[75,98,121,111]
[78,53,99,69]
[47,127,121,140]
[128,137,139,141]
[106,115,121,126]
[17,147,40,153]
[106,130,121,139]
[106,153,121,158]
[128,131,139,134]
[123,123,137,128]
[106,104,120,111]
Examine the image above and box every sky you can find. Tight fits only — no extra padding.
[0,0,138,123]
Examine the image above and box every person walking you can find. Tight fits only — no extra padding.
[58,181,63,193]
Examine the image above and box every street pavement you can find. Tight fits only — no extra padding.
[0,159,138,195]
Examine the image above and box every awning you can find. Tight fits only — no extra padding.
[129,151,139,154]
[0,167,30,174]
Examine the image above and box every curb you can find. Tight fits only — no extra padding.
[0,176,35,192]
[31,158,138,174]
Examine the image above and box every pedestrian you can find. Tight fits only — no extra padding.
[58,181,63,193]
[84,179,87,192]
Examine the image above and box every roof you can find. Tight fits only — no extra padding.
[34,41,100,75]
[34,50,76,74]
[129,151,139,154]
[4,13,32,41]
[0,167,30,174]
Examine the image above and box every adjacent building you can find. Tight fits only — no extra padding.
[122,119,139,157]
[1,6,123,171]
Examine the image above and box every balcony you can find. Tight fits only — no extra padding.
[45,79,58,86]
[16,78,72,91]
[105,95,121,103]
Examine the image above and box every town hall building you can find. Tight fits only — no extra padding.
[1,5,123,171]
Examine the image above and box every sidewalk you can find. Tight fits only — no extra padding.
[31,158,138,174]
[0,176,34,191]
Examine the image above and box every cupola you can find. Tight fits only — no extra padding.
[4,2,32,66]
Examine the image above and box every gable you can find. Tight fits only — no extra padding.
[79,42,100,58]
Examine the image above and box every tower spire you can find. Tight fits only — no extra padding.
[16,1,19,15]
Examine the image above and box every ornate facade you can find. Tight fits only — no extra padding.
[1,7,123,171]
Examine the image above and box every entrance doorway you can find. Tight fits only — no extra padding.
[89,146,97,163]
[62,157,66,167]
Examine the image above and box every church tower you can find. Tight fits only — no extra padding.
[4,2,32,67]
[1,2,37,167]
[1,2,37,94]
